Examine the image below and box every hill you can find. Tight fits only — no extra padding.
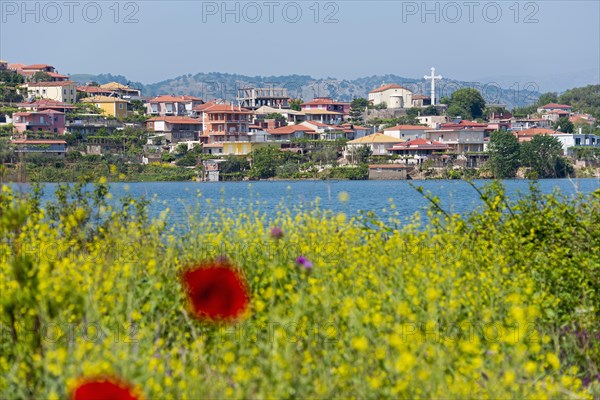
[69,72,542,109]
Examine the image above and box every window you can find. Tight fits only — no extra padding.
[119,103,123,109]
[64,89,67,94]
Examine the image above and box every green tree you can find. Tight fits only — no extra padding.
[349,98,369,124]
[31,72,53,82]
[264,113,286,122]
[221,155,250,174]
[161,152,176,162]
[520,135,572,178]
[487,131,521,178]
[348,144,372,164]
[445,88,486,119]
[175,143,189,155]
[553,117,574,133]
[248,146,280,179]
[289,99,303,111]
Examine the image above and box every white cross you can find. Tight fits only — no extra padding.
[424,67,442,106]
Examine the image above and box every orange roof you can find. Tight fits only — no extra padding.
[8,63,25,70]
[17,99,75,108]
[77,86,111,94]
[14,109,64,116]
[385,124,427,131]
[22,64,54,70]
[147,116,201,124]
[515,128,558,136]
[149,95,203,103]
[541,103,572,109]
[301,98,350,106]
[267,125,316,135]
[389,138,450,150]
[369,84,411,93]
[23,81,74,87]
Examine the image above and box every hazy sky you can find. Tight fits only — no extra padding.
[1,0,599,90]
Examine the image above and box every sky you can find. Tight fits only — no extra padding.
[1,0,599,91]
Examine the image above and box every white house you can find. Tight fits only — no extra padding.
[345,133,401,157]
[383,125,428,140]
[368,84,413,109]
[425,129,485,153]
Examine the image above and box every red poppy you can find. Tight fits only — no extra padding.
[71,377,140,400]
[182,259,250,321]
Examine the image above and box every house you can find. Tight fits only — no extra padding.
[411,94,432,108]
[368,84,414,109]
[537,103,573,114]
[514,128,559,143]
[542,109,570,123]
[222,141,273,156]
[10,139,67,156]
[301,97,350,122]
[194,103,252,143]
[99,82,142,99]
[569,114,597,125]
[147,116,202,144]
[20,81,76,103]
[10,64,69,81]
[383,125,428,140]
[81,96,130,118]
[329,123,372,140]
[552,131,600,155]
[147,95,204,116]
[237,87,290,110]
[12,110,66,134]
[368,164,410,180]
[416,115,447,129]
[510,117,551,131]
[254,105,306,124]
[387,138,450,157]
[425,128,485,153]
[266,124,317,142]
[16,99,76,113]
[345,132,401,157]
[77,86,113,98]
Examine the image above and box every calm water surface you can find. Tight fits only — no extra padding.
[9,178,600,227]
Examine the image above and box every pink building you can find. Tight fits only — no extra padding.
[13,110,66,134]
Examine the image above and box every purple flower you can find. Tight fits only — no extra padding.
[296,256,312,269]
[270,227,284,239]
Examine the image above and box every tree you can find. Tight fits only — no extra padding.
[520,135,572,178]
[349,98,369,124]
[31,72,53,82]
[175,143,189,155]
[487,131,521,178]
[264,112,286,122]
[349,145,372,164]
[221,155,250,174]
[248,146,280,179]
[537,92,559,106]
[289,99,303,111]
[553,117,574,133]
[161,152,176,162]
[445,88,486,119]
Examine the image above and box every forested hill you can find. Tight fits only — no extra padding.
[69,72,542,109]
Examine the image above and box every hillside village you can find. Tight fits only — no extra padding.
[1,60,599,181]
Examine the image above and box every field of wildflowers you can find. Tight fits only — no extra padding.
[0,180,598,398]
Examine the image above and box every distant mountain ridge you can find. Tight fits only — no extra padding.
[69,72,542,109]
